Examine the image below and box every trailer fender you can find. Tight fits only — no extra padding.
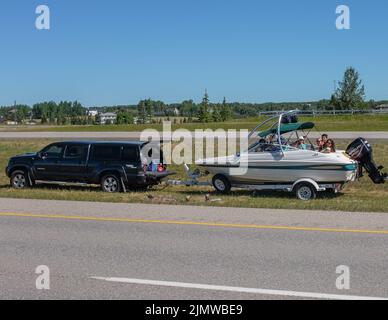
[292,179,322,192]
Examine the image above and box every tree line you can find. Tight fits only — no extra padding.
[1,68,386,125]
[0,101,88,125]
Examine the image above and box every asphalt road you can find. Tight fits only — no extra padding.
[1,198,388,300]
[1,131,388,140]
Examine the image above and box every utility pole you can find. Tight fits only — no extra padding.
[14,100,17,123]
[333,80,337,115]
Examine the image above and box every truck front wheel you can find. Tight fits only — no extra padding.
[10,170,31,190]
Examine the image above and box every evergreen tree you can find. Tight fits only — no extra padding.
[212,105,222,122]
[333,67,366,110]
[220,97,232,121]
[198,90,212,123]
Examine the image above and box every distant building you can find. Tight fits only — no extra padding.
[98,112,117,125]
[375,104,388,111]
[173,108,180,116]
[87,110,99,117]
[7,109,18,121]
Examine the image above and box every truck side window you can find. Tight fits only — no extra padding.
[42,144,64,159]
[122,146,138,164]
[91,145,121,161]
[64,145,89,160]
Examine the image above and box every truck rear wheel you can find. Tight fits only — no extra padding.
[101,174,122,193]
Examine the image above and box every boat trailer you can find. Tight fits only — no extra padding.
[166,164,345,201]
[167,164,211,187]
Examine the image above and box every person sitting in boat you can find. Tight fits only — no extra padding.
[292,137,308,150]
[266,134,277,144]
[321,139,336,153]
[251,139,267,152]
[252,139,282,153]
[317,134,328,151]
[265,134,286,145]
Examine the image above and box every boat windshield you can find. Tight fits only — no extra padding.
[248,142,302,153]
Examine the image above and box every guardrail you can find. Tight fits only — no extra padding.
[258,109,388,116]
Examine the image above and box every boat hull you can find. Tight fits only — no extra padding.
[197,151,358,185]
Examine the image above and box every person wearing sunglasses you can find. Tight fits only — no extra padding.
[322,139,336,153]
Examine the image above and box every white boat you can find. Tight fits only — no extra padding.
[200,150,358,186]
[195,111,359,200]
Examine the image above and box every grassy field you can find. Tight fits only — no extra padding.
[1,114,388,132]
[0,139,388,212]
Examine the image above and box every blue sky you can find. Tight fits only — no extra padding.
[0,0,387,106]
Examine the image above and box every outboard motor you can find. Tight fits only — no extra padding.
[346,138,387,184]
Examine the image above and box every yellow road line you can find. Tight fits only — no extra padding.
[0,212,388,235]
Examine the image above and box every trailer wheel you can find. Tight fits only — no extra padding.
[294,182,316,201]
[212,175,231,194]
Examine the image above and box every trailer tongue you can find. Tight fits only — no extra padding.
[346,138,387,184]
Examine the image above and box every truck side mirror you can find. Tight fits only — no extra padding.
[39,152,48,159]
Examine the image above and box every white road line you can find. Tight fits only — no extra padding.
[91,277,387,300]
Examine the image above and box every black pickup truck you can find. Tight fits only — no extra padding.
[6,141,174,192]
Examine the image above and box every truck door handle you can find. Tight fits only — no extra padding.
[126,164,136,169]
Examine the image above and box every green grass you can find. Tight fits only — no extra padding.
[1,114,388,132]
[1,139,388,212]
